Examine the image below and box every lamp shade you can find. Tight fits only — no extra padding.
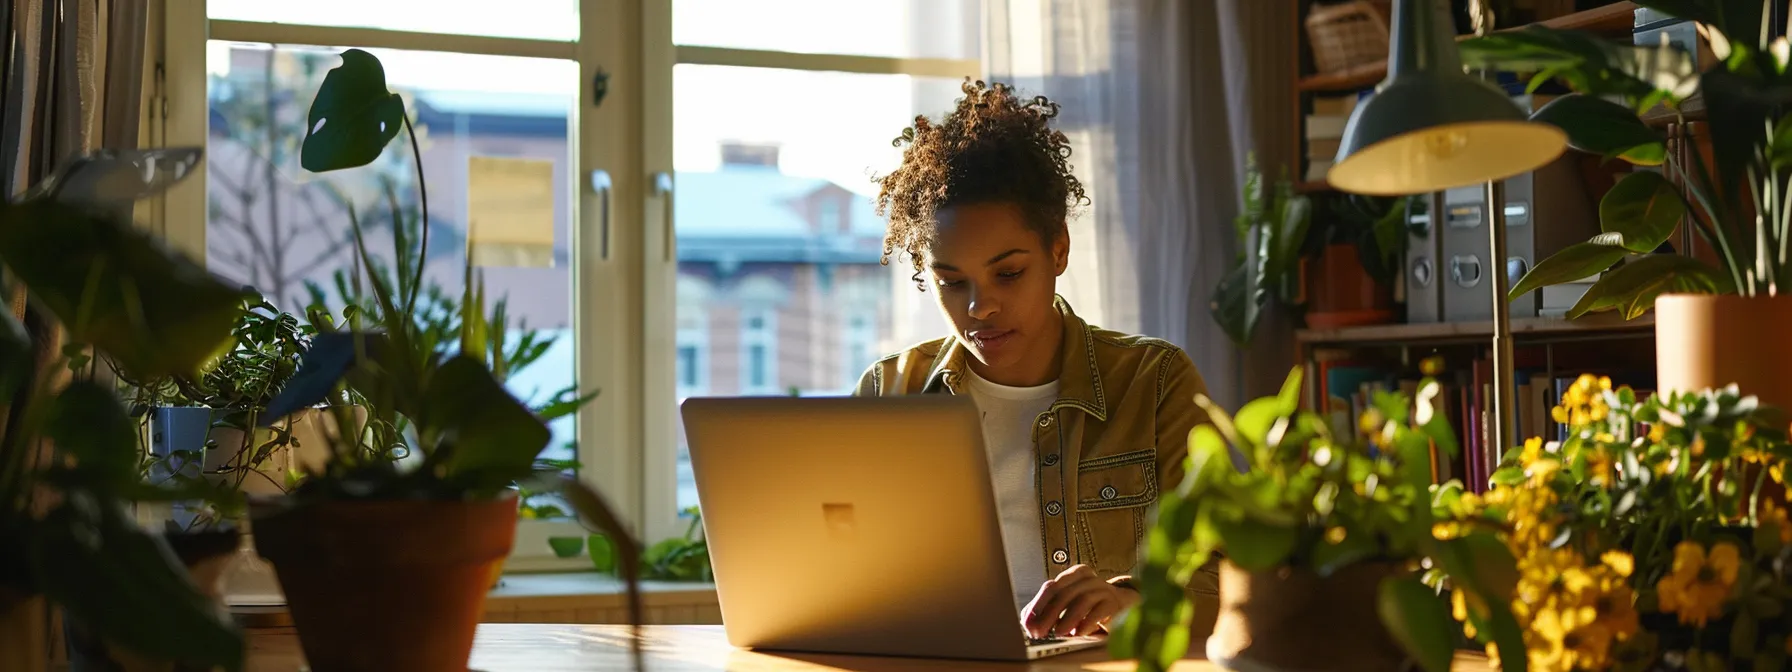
[1327,0,1566,196]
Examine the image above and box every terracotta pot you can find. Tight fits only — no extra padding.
[1655,294,1792,411]
[1206,560,1411,672]
[1303,243,1397,329]
[251,495,517,672]
[1655,293,1792,508]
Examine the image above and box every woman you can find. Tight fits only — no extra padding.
[856,79,1221,640]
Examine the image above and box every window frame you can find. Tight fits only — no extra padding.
[157,0,983,557]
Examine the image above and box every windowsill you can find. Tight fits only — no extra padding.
[491,571,716,599]
[483,571,722,624]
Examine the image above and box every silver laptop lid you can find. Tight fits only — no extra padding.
[681,395,1033,661]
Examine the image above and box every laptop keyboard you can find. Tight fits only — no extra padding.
[1027,635,1065,646]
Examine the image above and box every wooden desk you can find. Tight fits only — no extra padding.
[246,624,1495,671]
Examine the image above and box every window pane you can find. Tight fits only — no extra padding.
[208,0,579,42]
[205,43,582,467]
[673,65,965,511]
[674,0,980,61]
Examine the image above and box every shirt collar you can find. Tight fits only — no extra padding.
[921,295,1107,420]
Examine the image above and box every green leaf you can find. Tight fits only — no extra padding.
[1567,254,1733,319]
[1275,366,1303,411]
[1773,113,1792,170]
[1233,397,1288,448]
[46,381,139,489]
[300,49,406,172]
[1508,241,1629,299]
[1532,94,1667,165]
[1185,425,1230,493]
[0,199,246,379]
[1209,262,1255,346]
[1461,27,1696,108]
[461,265,489,369]
[547,536,585,558]
[1377,576,1456,672]
[30,497,244,671]
[1212,515,1298,572]
[430,354,553,487]
[1595,170,1687,253]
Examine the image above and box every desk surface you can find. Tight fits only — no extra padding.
[246,624,1494,671]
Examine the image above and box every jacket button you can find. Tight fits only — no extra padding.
[1100,486,1117,500]
[1052,549,1068,564]
[1038,415,1053,428]
[1045,501,1062,516]
[1042,453,1059,467]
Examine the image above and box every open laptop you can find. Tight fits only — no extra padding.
[680,395,1108,661]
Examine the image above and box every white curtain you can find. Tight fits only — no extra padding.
[985,0,1298,409]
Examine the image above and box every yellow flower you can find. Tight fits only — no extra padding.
[1324,526,1347,544]
[1518,436,1545,465]
[1655,541,1740,628]
[1552,374,1613,429]
[1647,423,1666,443]
[1530,600,1613,671]
[1529,458,1563,487]
[1452,589,1478,640]
[1601,550,1634,578]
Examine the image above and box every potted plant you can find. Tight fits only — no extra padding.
[1301,192,1408,329]
[126,297,322,516]
[242,49,641,672]
[1436,374,1792,670]
[1211,157,1409,343]
[1211,157,1312,345]
[1112,364,1526,672]
[1459,1,1792,407]
[0,149,249,671]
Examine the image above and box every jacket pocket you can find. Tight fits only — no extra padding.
[1074,449,1157,575]
[1076,448,1157,510]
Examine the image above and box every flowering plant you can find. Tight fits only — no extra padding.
[1117,366,1528,672]
[1436,375,1792,671]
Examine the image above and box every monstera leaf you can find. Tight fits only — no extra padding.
[301,48,406,172]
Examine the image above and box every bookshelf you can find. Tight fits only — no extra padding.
[1288,1,1661,492]
[1296,312,1653,347]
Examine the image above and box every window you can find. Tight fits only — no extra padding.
[162,0,983,551]
[746,344,768,389]
[657,3,981,521]
[736,306,779,395]
[164,3,608,570]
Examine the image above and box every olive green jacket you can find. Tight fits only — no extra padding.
[853,297,1223,629]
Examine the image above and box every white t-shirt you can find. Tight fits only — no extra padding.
[963,369,1058,614]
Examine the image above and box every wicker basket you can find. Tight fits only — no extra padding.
[1305,0,1392,76]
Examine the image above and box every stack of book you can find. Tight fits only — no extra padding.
[1305,93,1360,183]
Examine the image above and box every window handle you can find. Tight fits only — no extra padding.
[654,171,674,262]
[589,170,612,260]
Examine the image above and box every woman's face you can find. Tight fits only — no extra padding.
[922,202,1069,386]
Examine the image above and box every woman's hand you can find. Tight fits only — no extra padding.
[1021,564,1140,638]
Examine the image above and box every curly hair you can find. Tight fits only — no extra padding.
[873,79,1089,282]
